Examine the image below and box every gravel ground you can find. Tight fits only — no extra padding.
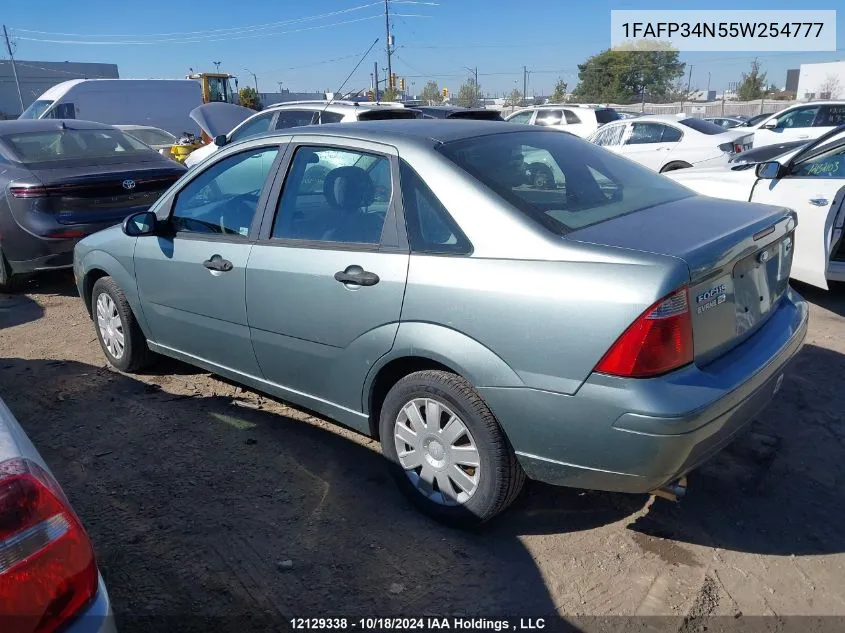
[1,272,844,632]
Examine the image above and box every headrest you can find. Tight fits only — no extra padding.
[323,166,374,211]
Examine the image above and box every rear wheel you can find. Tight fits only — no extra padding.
[660,161,693,173]
[379,370,525,527]
[91,276,152,373]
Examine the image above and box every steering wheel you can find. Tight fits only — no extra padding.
[219,195,257,236]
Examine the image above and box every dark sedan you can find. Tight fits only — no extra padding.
[0,119,186,291]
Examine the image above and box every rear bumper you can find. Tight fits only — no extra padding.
[65,574,117,633]
[0,210,121,274]
[481,286,808,493]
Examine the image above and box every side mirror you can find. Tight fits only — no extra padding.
[122,211,158,237]
[214,134,228,147]
[762,118,778,130]
[755,161,781,179]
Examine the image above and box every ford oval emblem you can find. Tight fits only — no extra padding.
[757,250,771,263]
[122,179,136,190]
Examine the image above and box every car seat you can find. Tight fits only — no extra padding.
[321,166,383,244]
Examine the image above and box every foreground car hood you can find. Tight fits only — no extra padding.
[665,164,759,202]
[189,102,256,138]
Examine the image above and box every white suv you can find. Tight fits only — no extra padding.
[504,104,620,138]
[748,100,845,149]
[185,101,416,167]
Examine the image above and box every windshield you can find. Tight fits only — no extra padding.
[595,108,620,124]
[437,130,692,233]
[125,128,177,146]
[1,128,152,164]
[19,100,54,120]
[678,118,729,135]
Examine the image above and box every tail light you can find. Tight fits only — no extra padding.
[9,186,49,199]
[718,141,744,154]
[595,287,694,378]
[0,458,97,633]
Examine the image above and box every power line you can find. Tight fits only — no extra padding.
[12,15,404,45]
[10,2,383,38]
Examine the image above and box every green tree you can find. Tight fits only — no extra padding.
[550,79,568,103]
[381,86,399,102]
[238,86,261,110]
[505,88,523,107]
[457,77,481,107]
[736,58,768,101]
[420,80,443,105]
[571,44,685,104]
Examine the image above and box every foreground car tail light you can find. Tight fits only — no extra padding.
[595,287,694,378]
[718,141,744,154]
[0,458,97,633]
[9,186,49,199]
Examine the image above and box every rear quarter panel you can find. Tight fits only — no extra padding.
[399,250,688,394]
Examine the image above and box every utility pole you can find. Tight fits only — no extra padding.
[384,0,393,89]
[681,65,693,111]
[3,25,24,112]
[464,66,479,105]
[244,68,258,93]
[523,66,528,106]
[374,61,379,101]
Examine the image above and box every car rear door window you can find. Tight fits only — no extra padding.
[815,105,845,127]
[661,125,683,142]
[274,110,319,130]
[563,110,581,124]
[399,160,471,255]
[170,147,279,236]
[627,123,665,144]
[229,113,276,142]
[272,146,392,245]
[318,111,344,124]
[535,110,563,126]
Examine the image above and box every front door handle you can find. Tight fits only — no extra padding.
[203,254,233,272]
[334,265,379,287]
[808,198,829,207]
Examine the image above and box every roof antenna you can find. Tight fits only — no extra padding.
[322,38,379,116]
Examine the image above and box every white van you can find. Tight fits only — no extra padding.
[19,79,203,137]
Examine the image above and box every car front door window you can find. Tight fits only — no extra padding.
[272,146,392,244]
[777,107,820,129]
[791,141,845,178]
[508,111,533,124]
[171,147,280,236]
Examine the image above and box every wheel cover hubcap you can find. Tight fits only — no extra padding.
[393,397,481,506]
[96,293,125,360]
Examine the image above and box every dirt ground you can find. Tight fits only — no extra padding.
[1,272,844,633]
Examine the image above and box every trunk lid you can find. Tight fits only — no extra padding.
[19,161,184,226]
[569,195,796,365]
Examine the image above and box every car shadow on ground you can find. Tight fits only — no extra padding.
[0,293,44,329]
[0,357,604,633]
[791,281,845,317]
[10,269,79,298]
[628,343,845,558]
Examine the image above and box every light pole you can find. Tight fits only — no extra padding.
[277,81,284,93]
[244,68,258,93]
[213,61,222,72]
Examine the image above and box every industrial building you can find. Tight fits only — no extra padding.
[0,59,119,118]
[795,60,845,101]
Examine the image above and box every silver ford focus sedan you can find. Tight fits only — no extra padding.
[73,120,808,525]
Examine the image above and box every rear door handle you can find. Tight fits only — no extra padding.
[334,265,379,287]
[808,198,829,207]
[203,254,233,272]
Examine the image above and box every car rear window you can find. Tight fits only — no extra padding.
[447,110,504,121]
[125,128,176,147]
[357,109,418,121]
[595,108,620,124]
[1,128,151,164]
[677,118,727,135]
[436,130,692,234]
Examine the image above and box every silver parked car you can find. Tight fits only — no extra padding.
[0,396,115,632]
[73,120,808,525]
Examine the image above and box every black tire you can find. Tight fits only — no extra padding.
[527,162,554,189]
[0,246,19,293]
[660,161,693,173]
[379,370,525,527]
[91,276,152,373]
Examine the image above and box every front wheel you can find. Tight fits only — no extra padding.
[379,370,525,527]
[91,276,152,373]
